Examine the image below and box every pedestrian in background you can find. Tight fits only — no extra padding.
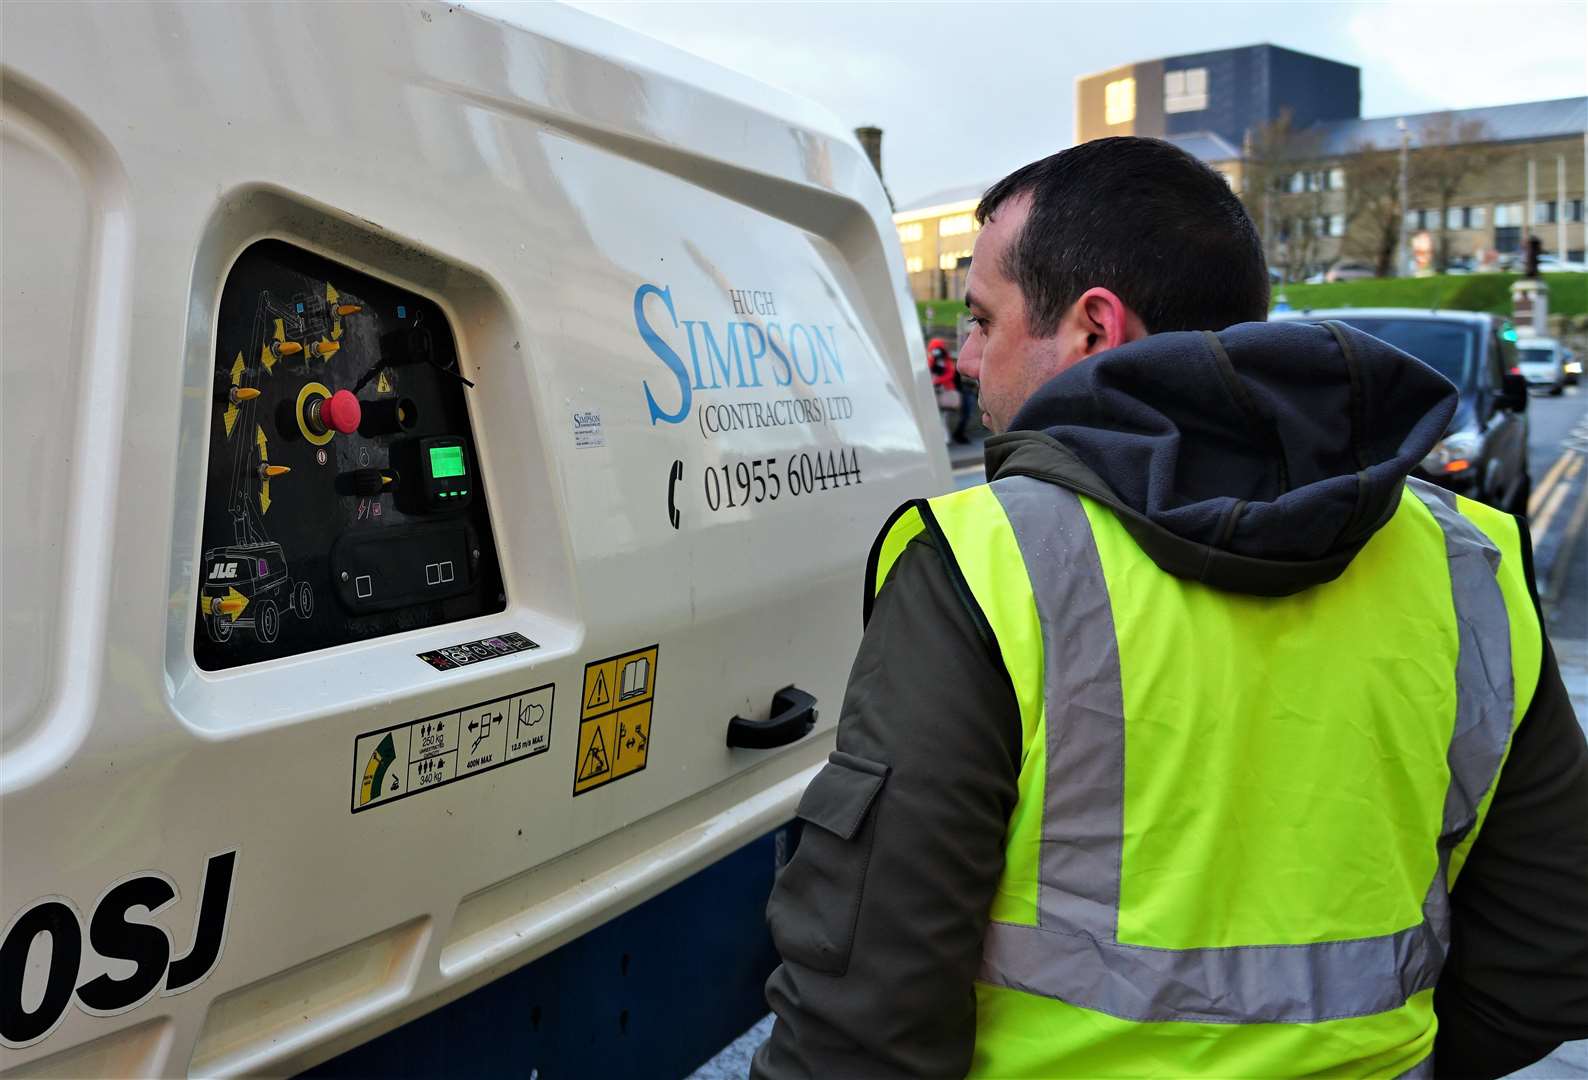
[927,337,975,444]
[754,137,1588,1079]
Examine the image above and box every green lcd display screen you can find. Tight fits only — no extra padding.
[428,445,466,478]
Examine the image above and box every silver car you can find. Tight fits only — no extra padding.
[1517,337,1566,395]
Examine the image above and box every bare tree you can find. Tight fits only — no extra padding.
[1414,113,1497,272]
[1342,140,1404,278]
[1240,111,1328,281]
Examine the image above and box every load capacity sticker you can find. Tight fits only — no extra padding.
[351,684,554,812]
[574,645,658,796]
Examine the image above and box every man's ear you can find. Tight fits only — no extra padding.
[1075,287,1147,355]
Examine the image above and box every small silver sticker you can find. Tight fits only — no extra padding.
[573,409,606,449]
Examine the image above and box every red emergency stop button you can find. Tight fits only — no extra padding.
[320,390,361,435]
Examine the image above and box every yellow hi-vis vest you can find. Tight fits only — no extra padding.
[868,476,1541,1078]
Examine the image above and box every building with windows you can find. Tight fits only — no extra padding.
[892,183,986,306]
[894,44,1586,299]
[1076,44,1360,149]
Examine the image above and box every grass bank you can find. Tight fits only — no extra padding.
[1275,272,1585,317]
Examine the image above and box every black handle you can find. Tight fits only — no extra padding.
[727,685,817,749]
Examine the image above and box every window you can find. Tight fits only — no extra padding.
[1329,214,1346,238]
[1468,205,1487,229]
[1535,201,1556,225]
[1405,211,1420,229]
[938,249,972,271]
[1164,67,1208,113]
[1216,169,1237,190]
[1328,167,1346,191]
[1289,172,1306,194]
[1494,203,1524,227]
[1104,77,1136,125]
[938,213,974,237]
[1447,207,1464,231]
[905,256,924,274]
[1569,199,1584,223]
[1325,318,1476,388]
[897,222,923,244]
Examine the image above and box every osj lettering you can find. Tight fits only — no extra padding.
[0,851,238,1048]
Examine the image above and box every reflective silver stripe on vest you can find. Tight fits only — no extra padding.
[1407,481,1514,844]
[1396,1051,1436,1078]
[979,475,1513,1023]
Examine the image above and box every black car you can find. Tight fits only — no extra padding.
[1272,309,1531,513]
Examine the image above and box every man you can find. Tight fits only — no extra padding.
[753,138,1588,1078]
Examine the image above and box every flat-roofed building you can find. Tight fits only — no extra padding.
[895,44,1586,294]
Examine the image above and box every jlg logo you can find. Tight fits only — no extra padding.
[209,562,239,580]
[0,850,237,1048]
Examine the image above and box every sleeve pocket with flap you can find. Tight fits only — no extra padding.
[767,751,890,977]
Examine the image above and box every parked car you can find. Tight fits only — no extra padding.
[1271,309,1531,512]
[1536,254,1588,273]
[1563,348,1582,386]
[1325,261,1378,283]
[1327,258,1378,281]
[1516,337,1567,394]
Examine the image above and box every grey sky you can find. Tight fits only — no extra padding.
[479,1,1587,207]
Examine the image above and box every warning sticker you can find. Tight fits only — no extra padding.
[351,683,555,813]
[573,645,658,796]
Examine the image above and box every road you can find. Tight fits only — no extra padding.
[1512,386,1588,1080]
[1528,388,1588,647]
[697,390,1588,1080]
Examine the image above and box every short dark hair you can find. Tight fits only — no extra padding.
[975,137,1269,335]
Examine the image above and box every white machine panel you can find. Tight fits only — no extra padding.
[0,2,947,1074]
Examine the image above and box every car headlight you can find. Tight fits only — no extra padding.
[1422,432,1481,476]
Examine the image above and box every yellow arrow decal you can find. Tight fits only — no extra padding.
[230,351,245,386]
[260,343,276,374]
[223,403,239,438]
[260,478,272,515]
[327,283,344,339]
[208,586,249,621]
[255,424,268,462]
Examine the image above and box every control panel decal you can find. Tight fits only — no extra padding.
[573,645,659,796]
[350,684,555,813]
[194,240,505,670]
[415,631,539,672]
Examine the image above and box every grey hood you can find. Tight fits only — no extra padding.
[986,320,1459,596]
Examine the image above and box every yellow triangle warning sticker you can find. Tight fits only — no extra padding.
[585,669,611,711]
[375,368,395,394]
[577,726,610,782]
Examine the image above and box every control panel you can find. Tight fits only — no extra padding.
[194,240,504,670]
